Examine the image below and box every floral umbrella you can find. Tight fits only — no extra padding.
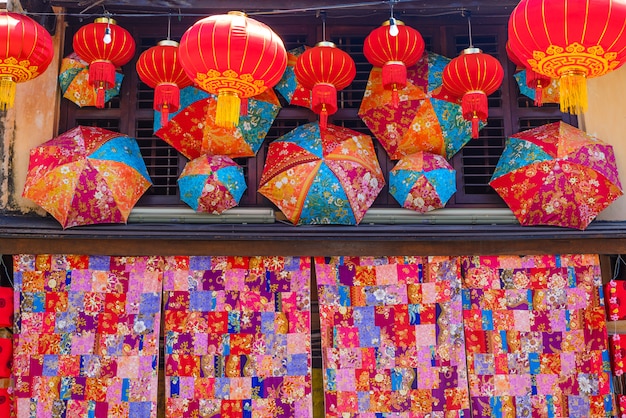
[259,121,384,225]
[23,126,152,229]
[58,52,123,107]
[359,51,475,160]
[389,151,456,213]
[178,154,247,214]
[274,46,308,105]
[489,121,623,230]
[154,86,281,159]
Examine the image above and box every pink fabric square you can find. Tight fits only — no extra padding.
[536,373,558,395]
[415,324,436,346]
[375,264,398,285]
[336,368,356,392]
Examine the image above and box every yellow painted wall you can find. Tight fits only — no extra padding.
[584,66,626,221]
[0,12,63,214]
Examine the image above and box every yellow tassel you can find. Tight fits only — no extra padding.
[215,90,241,128]
[0,77,16,111]
[559,71,588,115]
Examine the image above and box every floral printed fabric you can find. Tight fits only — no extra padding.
[163,256,312,418]
[315,256,470,417]
[13,254,163,418]
[461,255,613,417]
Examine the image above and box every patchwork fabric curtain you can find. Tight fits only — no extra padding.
[461,255,613,417]
[12,255,163,418]
[163,256,312,417]
[314,256,470,417]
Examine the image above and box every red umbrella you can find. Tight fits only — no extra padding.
[490,122,623,230]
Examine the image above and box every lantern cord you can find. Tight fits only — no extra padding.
[463,9,474,47]
[167,12,172,40]
[320,10,327,41]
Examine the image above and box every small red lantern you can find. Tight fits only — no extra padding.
[508,0,626,114]
[178,11,287,128]
[442,48,504,139]
[363,19,425,108]
[295,41,356,130]
[73,17,136,108]
[136,40,191,127]
[0,11,54,110]
[506,41,551,107]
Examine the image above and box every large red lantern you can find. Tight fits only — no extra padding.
[0,11,54,110]
[363,19,425,108]
[506,41,551,107]
[178,11,287,128]
[136,40,191,127]
[442,48,504,139]
[295,41,356,130]
[73,17,136,109]
[508,0,626,114]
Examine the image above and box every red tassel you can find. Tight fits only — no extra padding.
[462,91,488,139]
[320,106,328,131]
[471,115,479,139]
[391,87,399,109]
[312,83,337,121]
[526,70,550,107]
[160,104,169,127]
[240,97,248,116]
[0,338,10,377]
[96,86,106,109]
[88,60,116,109]
[382,61,407,94]
[0,287,13,328]
[155,83,180,127]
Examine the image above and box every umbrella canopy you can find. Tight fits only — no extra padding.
[359,51,475,160]
[389,151,456,213]
[177,154,247,214]
[259,121,385,225]
[154,86,281,159]
[23,126,152,228]
[489,121,623,230]
[274,46,307,105]
[58,52,123,107]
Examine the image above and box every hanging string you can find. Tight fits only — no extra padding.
[321,11,327,41]
[464,9,474,47]
[167,13,172,40]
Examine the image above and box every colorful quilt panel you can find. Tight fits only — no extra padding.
[461,254,613,418]
[315,256,470,417]
[163,256,312,418]
[13,254,163,418]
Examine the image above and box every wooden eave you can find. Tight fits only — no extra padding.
[2,214,626,256]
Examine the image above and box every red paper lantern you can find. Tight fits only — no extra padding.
[0,287,12,328]
[136,40,191,127]
[178,11,287,128]
[506,41,551,107]
[363,19,425,107]
[442,48,504,139]
[73,17,136,108]
[508,0,626,114]
[0,11,54,110]
[294,41,356,130]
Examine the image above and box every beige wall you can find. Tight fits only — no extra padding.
[584,66,626,221]
[0,12,63,213]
